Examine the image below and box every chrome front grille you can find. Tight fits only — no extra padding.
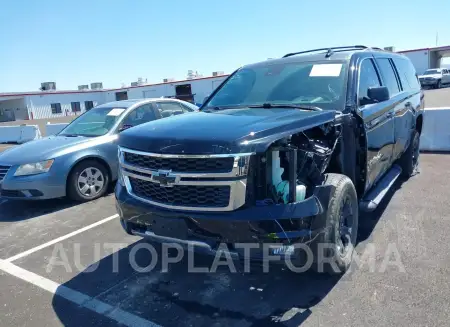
[129,177,231,207]
[119,147,253,212]
[124,152,234,173]
[0,165,11,182]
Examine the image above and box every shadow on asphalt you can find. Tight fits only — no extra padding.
[52,239,343,327]
[50,179,411,326]
[357,178,405,244]
[0,187,114,222]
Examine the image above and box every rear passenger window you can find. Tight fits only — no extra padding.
[358,59,381,104]
[392,58,421,92]
[376,58,400,97]
[158,102,188,118]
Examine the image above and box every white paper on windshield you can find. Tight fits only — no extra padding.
[309,64,343,77]
[107,108,126,116]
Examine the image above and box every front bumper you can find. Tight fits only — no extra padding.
[0,169,66,200]
[419,79,438,86]
[115,182,332,261]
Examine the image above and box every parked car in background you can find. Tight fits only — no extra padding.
[418,68,450,89]
[116,45,424,274]
[0,98,197,202]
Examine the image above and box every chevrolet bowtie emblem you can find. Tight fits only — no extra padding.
[151,170,179,187]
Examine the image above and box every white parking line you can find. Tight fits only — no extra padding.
[0,259,160,327]
[6,214,119,262]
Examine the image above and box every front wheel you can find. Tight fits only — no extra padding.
[312,174,359,274]
[67,160,109,202]
[435,80,441,89]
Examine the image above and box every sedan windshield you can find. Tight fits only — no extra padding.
[423,69,440,75]
[59,107,127,137]
[204,61,348,111]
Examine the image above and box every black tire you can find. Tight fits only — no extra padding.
[435,80,441,89]
[398,130,420,178]
[67,160,110,202]
[312,173,358,274]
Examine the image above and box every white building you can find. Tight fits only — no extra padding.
[0,74,228,122]
[397,45,450,75]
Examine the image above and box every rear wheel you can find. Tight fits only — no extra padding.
[398,130,420,178]
[312,173,359,274]
[67,160,109,202]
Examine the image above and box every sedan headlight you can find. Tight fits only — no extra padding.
[14,159,54,176]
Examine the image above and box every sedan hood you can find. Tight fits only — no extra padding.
[119,108,336,154]
[0,135,113,165]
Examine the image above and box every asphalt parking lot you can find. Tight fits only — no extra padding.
[0,154,449,327]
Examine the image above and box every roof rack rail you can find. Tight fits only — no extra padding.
[283,45,383,58]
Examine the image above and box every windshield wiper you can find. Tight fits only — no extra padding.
[248,103,322,111]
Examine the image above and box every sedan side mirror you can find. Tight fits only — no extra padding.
[119,124,133,132]
[367,86,390,103]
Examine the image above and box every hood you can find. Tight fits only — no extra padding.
[119,108,336,154]
[0,135,114,165]
[418,74,441,79]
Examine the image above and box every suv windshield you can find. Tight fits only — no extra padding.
[204,61,348,111]
[423,69,440,75]
[59,106,127,137]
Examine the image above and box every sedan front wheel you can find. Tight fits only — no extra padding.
[68,160,109,202]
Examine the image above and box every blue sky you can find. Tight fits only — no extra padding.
[1,0,450,92]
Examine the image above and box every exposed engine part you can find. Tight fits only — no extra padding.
[270,150,306,204]
[263,124,340,204]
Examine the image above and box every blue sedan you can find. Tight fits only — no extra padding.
[0,98,198,202]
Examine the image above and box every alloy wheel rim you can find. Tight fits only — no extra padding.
[336,196,354,257]
[77,167,104,197]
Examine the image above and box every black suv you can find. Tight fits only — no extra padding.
[115,45,424,274]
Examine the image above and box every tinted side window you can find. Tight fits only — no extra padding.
[358,59,381,105]
[376,58,400,97]
[121,104,157,127]
[158,102,186,118]
[392,58,420,92]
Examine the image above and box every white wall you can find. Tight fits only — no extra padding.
[401,50,430,75]
[103,76,228,105]
[26,92,106,119]
[0,76,230,120]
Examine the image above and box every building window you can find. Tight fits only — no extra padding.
[71,102,81,112]
[85,101,94,111]
[51,103,62,114]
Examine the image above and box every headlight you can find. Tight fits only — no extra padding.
[14,159,54,176]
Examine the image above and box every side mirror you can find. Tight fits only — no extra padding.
[119,124,133,132]
[365,86,390,104]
